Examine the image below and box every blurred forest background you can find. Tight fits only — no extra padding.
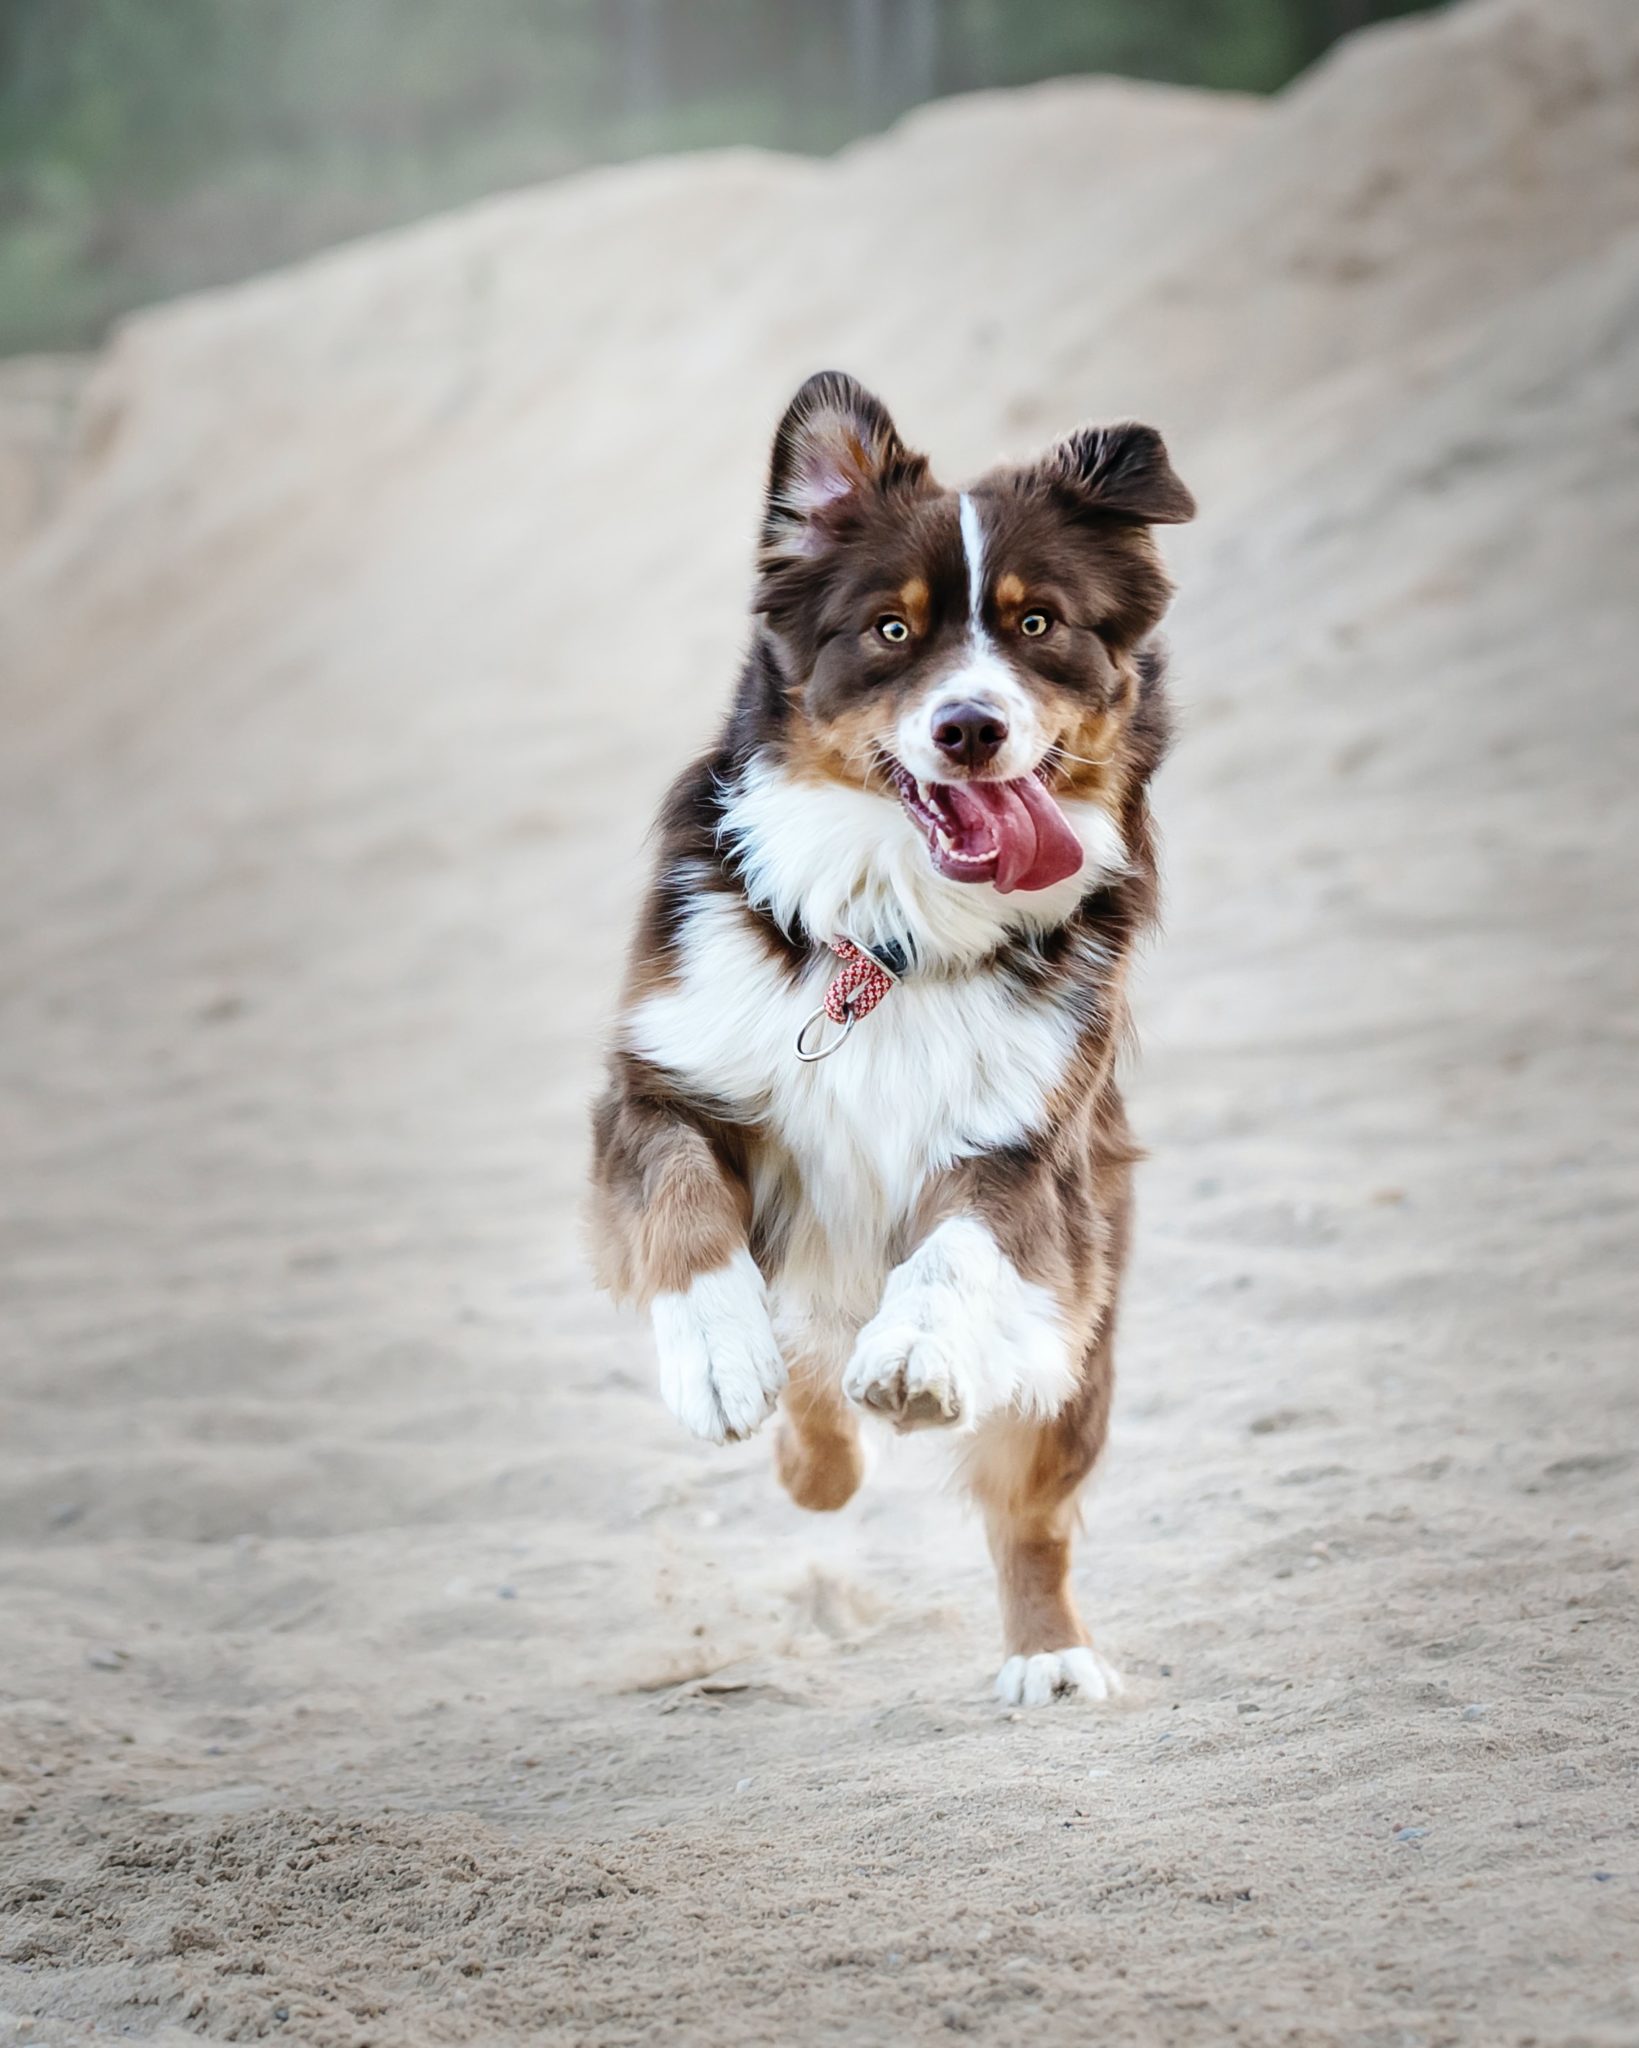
[0,0,1444,357]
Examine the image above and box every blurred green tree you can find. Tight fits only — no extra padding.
[0,0,1446,354]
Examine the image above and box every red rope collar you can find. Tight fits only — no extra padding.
[794,935,901,1061]
[822,937,897,1026]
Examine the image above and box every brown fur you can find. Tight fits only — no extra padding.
[588,1062,751,1305]
[774,1357,865,1513]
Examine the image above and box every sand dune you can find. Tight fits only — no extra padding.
[2,0,1637,2040]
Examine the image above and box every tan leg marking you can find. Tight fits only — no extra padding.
[966,1347,1121,1706]
[987,1493,1088,1658]
[775,1363,865,1513]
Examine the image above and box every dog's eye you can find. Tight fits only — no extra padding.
[876,616,911,645]
[1019,611,1052,638]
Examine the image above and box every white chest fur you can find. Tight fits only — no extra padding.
[625,760,1125,1349]
[625,890,1080,1337]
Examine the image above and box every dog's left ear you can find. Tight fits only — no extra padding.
[760,370,929,566]
[1041,422,1196,526]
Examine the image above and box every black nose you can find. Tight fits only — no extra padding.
[931,700,1009,771]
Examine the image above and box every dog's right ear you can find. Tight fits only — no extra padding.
[760,371,928,567]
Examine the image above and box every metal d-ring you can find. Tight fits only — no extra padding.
[794,1004,856,1063]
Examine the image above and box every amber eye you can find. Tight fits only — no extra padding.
[876,616,911,644]
[1020,611,1051,638]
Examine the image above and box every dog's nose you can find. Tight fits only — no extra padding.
[930,700,1009,771]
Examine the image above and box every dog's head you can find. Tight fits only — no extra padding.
[752,371,1194,895]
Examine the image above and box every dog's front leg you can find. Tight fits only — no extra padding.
[589,1072,784,1444]
[841,1158,1129,1705]
[842,1213,1078,1433]
[649,1250,785,1445]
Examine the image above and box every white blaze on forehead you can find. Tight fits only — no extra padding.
[896,491,1041,782]
[958,492,987,633]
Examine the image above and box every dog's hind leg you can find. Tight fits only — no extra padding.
[965,1325,1121,1707]
[775,1356,865,1512]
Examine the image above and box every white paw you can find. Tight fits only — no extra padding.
[843,1317,969,1431]
[995,1647,1123,1708]
[843,1217,1076,1431]
[651,1250,786,1445]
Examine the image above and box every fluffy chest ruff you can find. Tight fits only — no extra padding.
[622,758,1124,1338]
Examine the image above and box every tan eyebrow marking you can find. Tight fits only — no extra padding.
[898,576,930,633]
[995,572,1028,613]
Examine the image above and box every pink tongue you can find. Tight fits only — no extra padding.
[942,777,1085,894]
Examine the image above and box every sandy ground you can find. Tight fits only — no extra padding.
[2,1,1637,2041]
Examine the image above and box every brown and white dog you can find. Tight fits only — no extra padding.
[589,371,1193,1706]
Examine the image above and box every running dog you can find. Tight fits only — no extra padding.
[589,371,1193,1705]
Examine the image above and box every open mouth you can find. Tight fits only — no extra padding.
[888,760,1085,895]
